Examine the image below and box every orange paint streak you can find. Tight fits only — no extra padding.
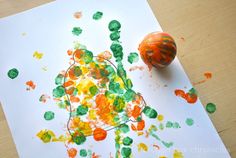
[93,128,107,141]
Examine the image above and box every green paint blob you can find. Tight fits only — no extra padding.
[173,122,181,128]
[93,11,103,20]
[77,105,88,116]
[110,43,123,61]
[72,27,82,36]
[55,74,64,85]
[125,79,133,89]
[53,86,65,98]
[143,106,158,118]
[161,141,173,148]
[74,66,82,77]
[109,81,123,94]
[109,20,121,31]
[128,52,139,64]
[123,89,136,102]
[82,50,93,64]
[7,68,19,79]
[113,96,125,112]
[185,118,194,126]
[121,147,131,157]
[159,123,164,130]
[166,121,173,128]
[119,124,130,133]
[44,111,55,121]
[110,31,120,41]
[206,103,216,113]
[73,134,86,145]
[79,149,87,157]
[41,132,52,143]
[89,85,98,96]
[123,137,133,146]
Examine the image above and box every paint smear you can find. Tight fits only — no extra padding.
[193,72,213,85]
[129,66,145,72]
[26,80,36,90]
[7,68,19,79]
[74,11,82,19]
[174,88,198,104]
[206,103,216,114]
[33,51,44,60]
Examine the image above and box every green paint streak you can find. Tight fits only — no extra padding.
[185,118,194,126]
[143,106,158,118]
[7,68,19,79]
[72,27,82,36]
[121,147,131,157]
[44,111,55,121]
[79,149,87,157]
[123,137,133,146]
[72,134,86,145]
[53,86,65,98]
[161,141,173,148]
[77,105,88,116]
[128,52,139,64]
[93,11,103,20]
[109,20,121,31]
[206,103,216,113]
[110,31,120,41]
[55,74,64,85]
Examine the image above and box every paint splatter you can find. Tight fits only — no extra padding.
[72,27,82,36]
[93,11,103,20]
[33,51,44,60]
[185,118,194,126]
[74,11,82,19]
[173,150,184,158]
[129,66,144,72]
[7,68,19,79]
[44,111,55,121]
[128,52,139,64]
[193,72,213,85]
[39,94,50,103]
[206,103,216,114]
[174,88,198,104]
[137,143,148,152]
[26,80,36,90]
[67,148,77,158]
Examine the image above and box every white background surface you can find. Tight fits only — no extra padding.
[0,0,231,157]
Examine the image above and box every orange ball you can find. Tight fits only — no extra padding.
[138,32,176,69]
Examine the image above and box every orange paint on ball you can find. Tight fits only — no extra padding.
[93,128,107,141]
[138,32,176,69]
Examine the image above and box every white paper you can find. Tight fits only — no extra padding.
[0,0,231,158]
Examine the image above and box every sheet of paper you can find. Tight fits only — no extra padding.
[0,0,230,158]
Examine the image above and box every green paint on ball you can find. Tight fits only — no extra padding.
[128,52,139,64]
[123,137,133,146]
[53,86,65,98]
[206,103,216,114]
[110,31,120,41]
[79,149,87,157]
[44,111,55,121]
[121,147,132,157]
[93,11,103,20]
[72,27,82,36]
[186,118,194,126]
[77,105,88,116]
[7,68,19,79]
[108,20,121,31]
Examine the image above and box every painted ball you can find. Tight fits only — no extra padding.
[138,32,176,69]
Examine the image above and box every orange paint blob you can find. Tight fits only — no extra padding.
[67,148,77,158]
[175,89,198,104]
[204,72,212,79]
[131,105,141,119]
[74,11,82,19]
[93,128,107,141]
[26,80,36,90]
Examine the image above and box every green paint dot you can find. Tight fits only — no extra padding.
[108,20,121,31]
[123,137,133,146]
[110,31,120,41]
[74,66,82,77]
[73,134,86,145]
[121,147,131,157]
[89,85,98,96]
[72,27,82,36]
[173,122,181,128]
[128,52,139,64]
[93,11,103,20]
[41,132,52,143]
[166,121,173,128]
[53,86,65,98]
[185,118,194,126]
[44,111,55,121]
[77,105,88,116]
[119,124,130,133]
[55,74,64,85]
[80,149,87,157]
[206,103,216,114]
[143,106,158,119]
[123,89,136,102]
[7,68,19,79]
[110,43,123,61]
[113,96,125,112]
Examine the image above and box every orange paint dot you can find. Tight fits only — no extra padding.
[204,72,212,79]
[67,148,77,158]
[93,128,107,141]
[26,80,36,90]
[74,11,82,19]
